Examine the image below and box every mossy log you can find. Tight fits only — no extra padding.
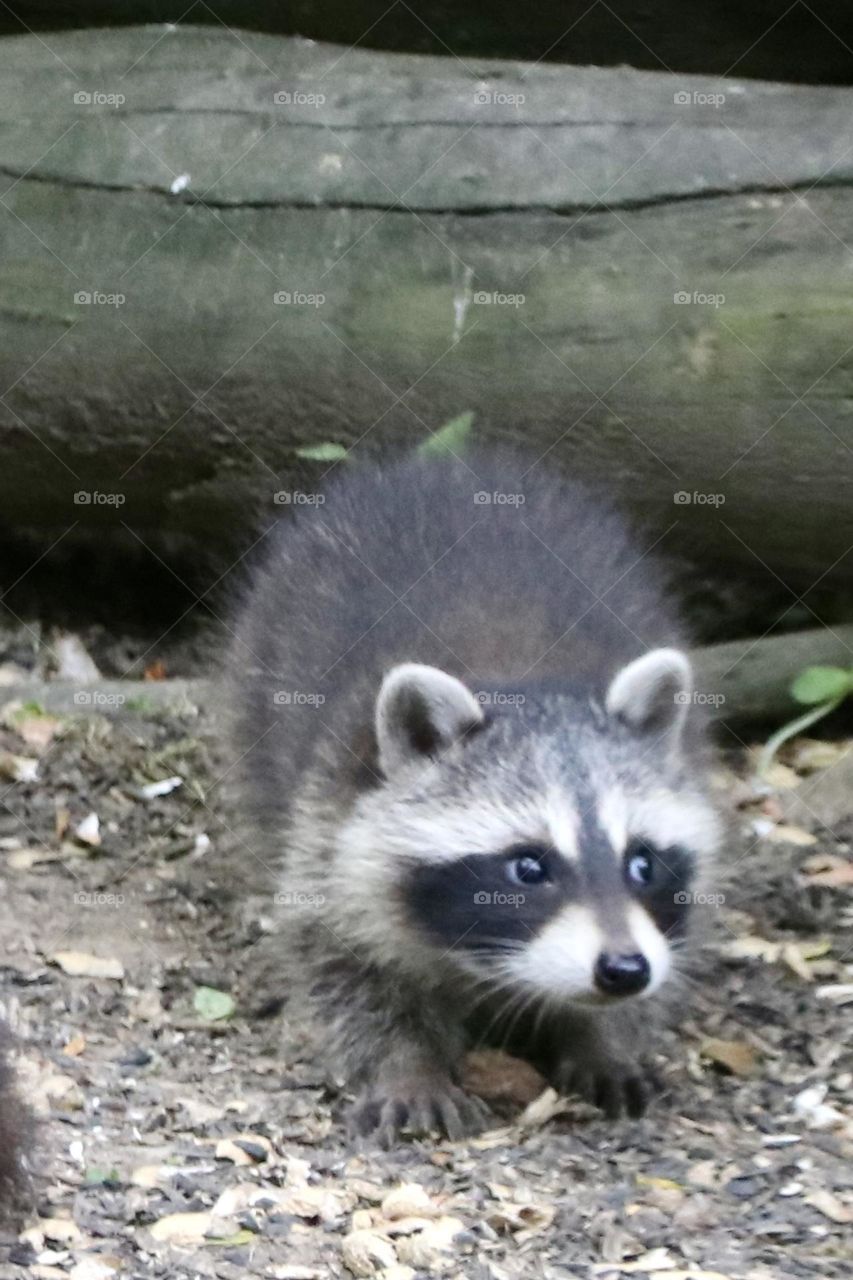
[0,25,852,596]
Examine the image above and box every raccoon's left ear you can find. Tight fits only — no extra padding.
[605,648,692,737]
[376,663,485,775]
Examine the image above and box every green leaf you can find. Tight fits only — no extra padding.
[207,1229,255,1247]
[418,411,474,458]
[85,1166,120,1185]
[193,985,236,1021]
[294,442,348,461]
[790,665,853,705]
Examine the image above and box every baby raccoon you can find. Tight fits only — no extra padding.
[228,453,719,1143]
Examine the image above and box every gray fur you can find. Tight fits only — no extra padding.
[227,452,719,1142]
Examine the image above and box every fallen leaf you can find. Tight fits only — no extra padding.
[341,1228,397,1275]
[73,812,101,847]
[804,1189,853,1224]
[193,986,235,1021]
[816,982,853,1005]
[140,775,183,800]
[52,951,124,980]
[381,1184,441,1221]
[54,634,101,682]
[0,751,39,782]
[7,847,60,869]
[793,1083,847,1130]
[700,1038,759,1077]
[149,1211,212,1244]
[144,660,168,681]
[516,1085,571,1129]
[803,859,853,887]
[14,711,62,753]
[763,823,817,847]
[486,1201,555,1234]
[215,1134,272,1165]
[61,1033,86,1057]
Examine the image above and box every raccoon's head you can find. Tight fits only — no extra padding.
[336,651,719,1007]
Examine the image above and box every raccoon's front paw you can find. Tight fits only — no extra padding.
[550,1058,660,1119]
[348,1079,491,1147]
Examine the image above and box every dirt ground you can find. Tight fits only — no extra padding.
[0,683,851,1280]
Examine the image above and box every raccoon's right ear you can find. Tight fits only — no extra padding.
[605,648,692,738]
[376,663,485,775]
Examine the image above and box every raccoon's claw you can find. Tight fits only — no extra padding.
[553,1062,660,1119]
[349,1081,491,1147]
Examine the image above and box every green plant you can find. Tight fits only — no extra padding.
[758,664,853,776]
[417,410,474,457]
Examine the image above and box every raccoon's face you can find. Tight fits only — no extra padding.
[337,651,719,1007]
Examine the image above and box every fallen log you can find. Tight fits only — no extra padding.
[0,26,852,599]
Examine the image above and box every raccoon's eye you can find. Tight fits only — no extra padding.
[625,842,655,887]
[506,849,549,886]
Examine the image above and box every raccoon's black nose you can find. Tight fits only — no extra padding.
[594,952,650,997]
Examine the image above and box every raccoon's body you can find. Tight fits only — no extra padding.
[229,453,720,1142]
[0,1019,32,1205]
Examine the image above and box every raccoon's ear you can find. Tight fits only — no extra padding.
[605,648,692,737]
[376,663,484,775]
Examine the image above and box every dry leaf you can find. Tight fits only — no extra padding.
[763,823,817,847]
[341,1228,397,1276]
[73,812,101,847]
[788,738,851,772]
[69,1260,118,1280]
[54,634,101,682]
[15,713,62,753]
[7,847,60,869]
[215,1134,272,1165]
[804,1189,853,1224]
[486,1202,555,1234]
[816,983,853,1005]
[793,1083,847,1130]
[394,1216,466,1268]
[803,859,853,887]
[381,1184,441,1221]
[52,951,124,980]
[592,1248,675,1274]
[700,1038,759,1077]
[61,1033,86,1058]
[517,1086,571,1129]
[149,1211,212,1244]
[0,752,39,782]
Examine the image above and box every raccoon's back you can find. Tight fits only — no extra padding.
[228,453,683,838]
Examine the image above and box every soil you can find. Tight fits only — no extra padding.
[0,686,851,1280]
